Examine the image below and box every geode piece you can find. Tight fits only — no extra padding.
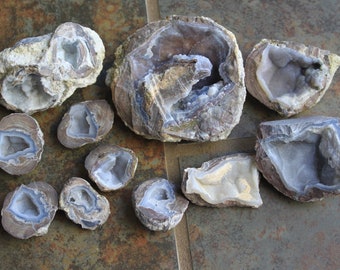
[59,177,110,230]
[85,144,138,191]
[1,182,58,239]
[182,154,262,208]
[0,22,105,114]
[256,116,340,201]
[0,113,44,175]
[245,39,340,117]
[132,178,189,231]
[106,15,246,142]
[57,99,114,148]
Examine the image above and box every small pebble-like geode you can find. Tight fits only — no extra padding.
[57,100,114,148]
[59,177,110,230]
[132,178,189,231]
[256,116,340,201]
[107,15,246,142]
[85,144,138,191]
[1,182,58,239]
[0,22,105,114]
[0,113,44,175]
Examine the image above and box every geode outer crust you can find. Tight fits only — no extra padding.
[107,15,246,142]
[256,116,340,202]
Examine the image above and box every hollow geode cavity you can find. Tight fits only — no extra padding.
[245,39,340,117]
[57,100,114,148]
[59,177,110,230]
[182,154,262,208]
[106,15,246,142]
[1,182,58,239]
[132,178,189,231]
[0,22,105,114]
[0,113,44,175]
[256,116,340,202]
[85,144,138,191]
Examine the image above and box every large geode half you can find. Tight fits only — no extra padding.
[245,39,340,117]
[106,15,246,142]
[256,116,340,201]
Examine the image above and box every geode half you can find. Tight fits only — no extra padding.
[106,15,246,142]
[256,116,340,201]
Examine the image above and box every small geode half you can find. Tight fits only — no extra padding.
[59,177,110,230]
[182,153,262,208]
[245,39,340,117]
[57,99,114,148]
[0,22,105,114]
[85,144,138,191]
[132,178,189,231]
[0,113,44,175]
[1,182,58,239]
[256,116,340,201]
[106,15,246,142]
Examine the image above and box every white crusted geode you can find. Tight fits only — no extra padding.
[245,39,340,117]
[132,178,189,231]
[106,15,246,142]
[1,182,58,239]
[0,113,44,175]
[57,99,114,148]
[0,22,105,114]
[85,144,138,191]
[59,177,110,230]
[256,116,340,202]
[182,154,262,208]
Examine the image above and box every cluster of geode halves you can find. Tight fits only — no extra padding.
[1,15,340,239]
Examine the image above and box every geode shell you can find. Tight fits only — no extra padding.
[0,22,105,114]
[0,113,44,175]
[1,182,58,239]
[132,178,189,231]
[59,177,110,230]
[106,15,246,142]
[182,154,262,208]
[85,144,138,191]
[245,39,340,117]
[256,116,340,201]
[57,99,114,148]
